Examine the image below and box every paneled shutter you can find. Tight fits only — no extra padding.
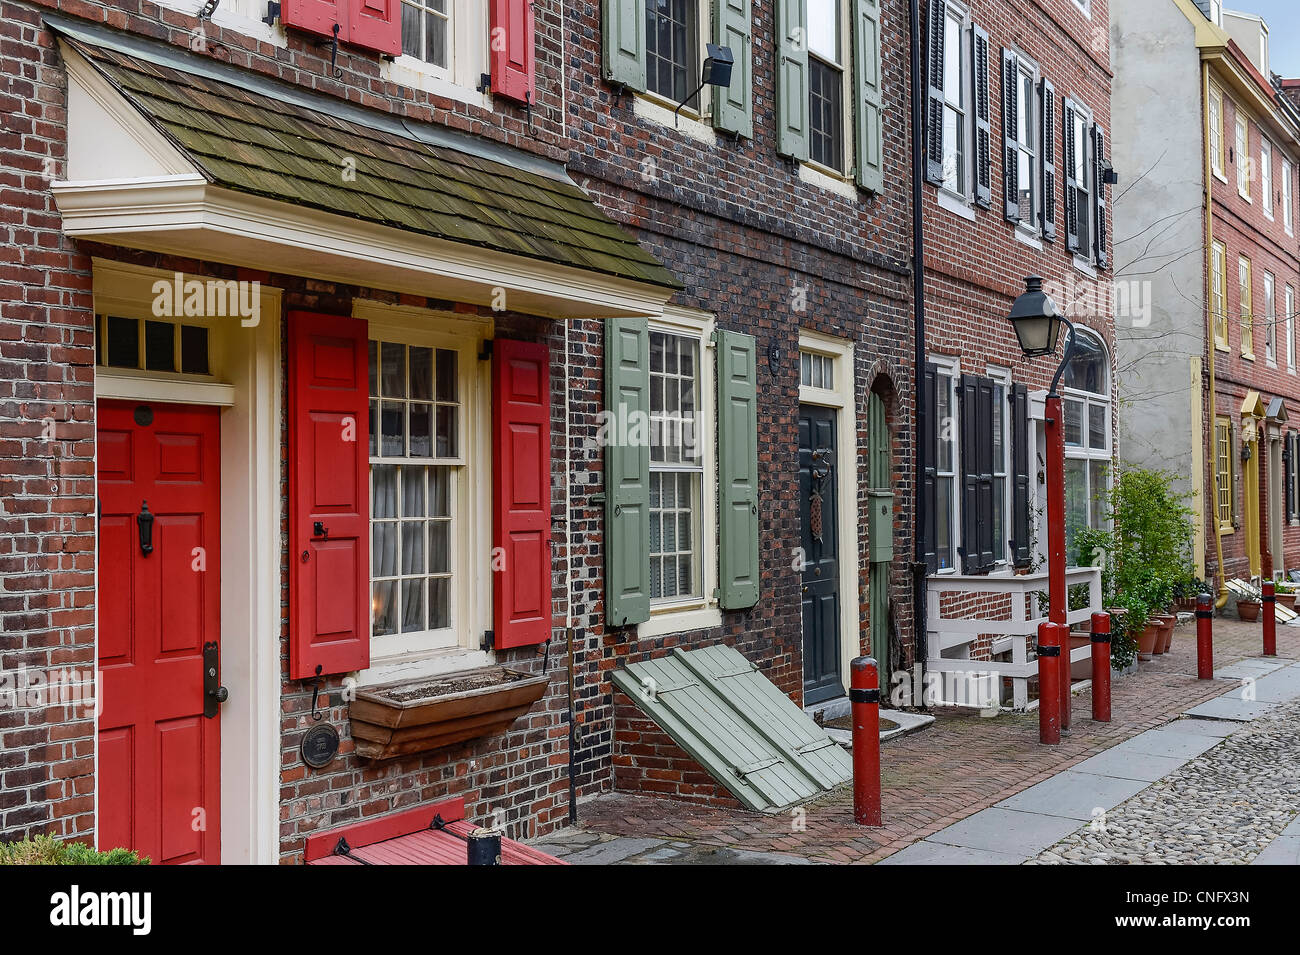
[852,0,884,192]
[714,0,754,138]
[492,339,552,649]
[603,0,647,90]
[1001,48,1020,222]
[288,311,370,680]
[1093,123,1110,268]
[958,375,978,574]
[924,0,946,185]
[1010,384,1031,568]
[280,0,344,41]
[718,329,761,609]
[1040,78,1057,241]
[605,318,651,627]
[776,0,810,161]
[490,0,536,104]
[971,25,992,208]
[921,363,939,574]
[1064,100,1080,252]
[1285,433,1294,522]
[348,0,401,55]
[975,377,995,572]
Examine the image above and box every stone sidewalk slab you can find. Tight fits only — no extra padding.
[1250,834,1300,865]
[1159,716,1239,737]
[1183,696,1278,721]
[1213,658,1287,681]
[1246,664,1300,703]
[878,840,1023,865]
[1107,728,1222,760]
[926,807,1081,856]
[995,770,1148,821]
[1069,748,1189,781]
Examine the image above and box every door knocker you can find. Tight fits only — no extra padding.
[809,449,833,545]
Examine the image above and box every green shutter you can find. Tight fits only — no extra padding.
[603,0,647,91]
[852,0,883,192]
[713,0,753,138]
[775,0,809,161]
[717,329,760,609]
[605,317,651,627]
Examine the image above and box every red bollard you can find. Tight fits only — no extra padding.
[1196,594,1214,679]
[1263,581,1277,657]
[1037,622,1061,745]
[850,657,882,827]
[1060,624,1073,733]
[1090,612,1111,723]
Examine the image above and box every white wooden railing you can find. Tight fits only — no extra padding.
[925,567,1103,712]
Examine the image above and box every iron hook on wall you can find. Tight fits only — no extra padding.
[320,22,343,79]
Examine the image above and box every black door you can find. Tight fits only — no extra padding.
[799,405,841,704]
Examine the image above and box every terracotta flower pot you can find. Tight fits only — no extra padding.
[1155,614,1176,654]
[1237,600,1260,622]
[1276,593,1296,611]
[1137,622,1160,661]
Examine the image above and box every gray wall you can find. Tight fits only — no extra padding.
[1111,0,1206,497]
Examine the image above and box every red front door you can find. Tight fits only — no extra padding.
[96,401,222,864]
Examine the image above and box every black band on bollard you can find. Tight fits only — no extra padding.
[1090,632,1111,643]
[1195,609,1213,618]
[1036,645,1061,657]
[1263,595,1275,603]
[849,687,880,704]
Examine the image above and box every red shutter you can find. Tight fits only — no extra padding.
[280,0,344,41]
[288,311,371,680]
[348,0,402,56]
[492,339,552,649]
[490,0,536,104]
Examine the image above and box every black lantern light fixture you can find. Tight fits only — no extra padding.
[674,44,735,127]
[1007,276,1065,358]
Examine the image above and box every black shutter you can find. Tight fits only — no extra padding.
[1002,49,1020,222]
[1093,123,1109,268]
[1010,383,1032,567]
[1064,100,1080,252]
[972,25,992,208]
[975,377,995,572]
[959,375,978,574]
[922,363,939,574]
[1040,78,1057,242]
[925,2,947,186]
[1285,433,1294,522]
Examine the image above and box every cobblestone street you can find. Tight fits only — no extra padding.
[532,618,1300,865]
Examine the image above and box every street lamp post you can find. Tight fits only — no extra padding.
[1008,277,1076,733]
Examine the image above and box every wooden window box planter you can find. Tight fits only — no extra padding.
[349,666,550,761]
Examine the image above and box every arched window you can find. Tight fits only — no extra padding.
[1064,329,1112,558]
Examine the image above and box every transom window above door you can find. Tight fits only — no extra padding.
[96,314,210,376]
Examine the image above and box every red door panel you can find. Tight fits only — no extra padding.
[97,401,221,865]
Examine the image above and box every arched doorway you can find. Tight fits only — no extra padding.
[867,388,893,697]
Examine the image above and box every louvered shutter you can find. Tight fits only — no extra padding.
[718,329,761,609]
[281,0,344,41]
[924,0,946,185]
[972,25,992,208]
[1064,100,1080,253]
[958,376,978,574]
[1010,383,1031,567]
[853,0,884,192]
[776,0,810,161]
[288,311,370,680]
[603,0,646,90]
[492,339,552,648]
[348,0,401,55]
[490,0,536,104]
[1040,78,1057,241]
[605,318,651,628]
[921,363,939,574]
[1285,433,1294,523]
[975,377,995,572]
[715,0,754,138]
[1001,49,1020,222]
[1093,123,1110,268]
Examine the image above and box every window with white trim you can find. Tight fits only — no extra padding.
[1240,255,1254,358]
[807,0,848,173]
[1265,271,1277,365]
[1210,84,1225,179]
[1212,240,1229,349]
[1013,57,1038,230]
[1062,330,1111,559]
[1262,139,1274,218]
[1070,105,1092,257]
[1215,416,1234,530]
[401,0,450,68]
[1285,158,1295,235]
[800,351,835,390]
[1237,113,1251,200]
[934,362,960,571]
[649,329,703,603]
[940,3,969,197]
[1288,285,1296,371]
[646,0,701,107]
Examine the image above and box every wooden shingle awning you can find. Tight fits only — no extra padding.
[304,798,565,866]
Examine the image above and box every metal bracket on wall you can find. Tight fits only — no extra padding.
[262,1,280,26]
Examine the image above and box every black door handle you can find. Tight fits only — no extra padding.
[202,641,228,718]
[137,500,154,556]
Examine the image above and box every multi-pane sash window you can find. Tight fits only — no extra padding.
[1262,140,1274,217]
[401,0,450,68]
[1071,109,1091,254]
[1240,256,1254,358]
[807,0,845,172]
[935,366,959,570]
[369,340,461,642]
[646,0,699,106]
[1210,85,1225,178]
[1014,62,1037,227]
[1062,331,1111,559]
[1265,271,1277,364]
[1288,285,1296,370]
[1215,416,1234,529]
[1212,241,1228,348]
[649,330,702,602]
[1237,114,1251,199]
[1285,159,1295,234]
[940,6,967,195]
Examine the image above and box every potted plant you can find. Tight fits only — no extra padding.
[1237,592,1261,622]
[1275,579,1297,611]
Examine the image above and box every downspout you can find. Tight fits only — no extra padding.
[1204,60,1230,609]
[909,0,930,692]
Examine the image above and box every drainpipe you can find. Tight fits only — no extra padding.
[909,0,930,692]
[1203,60,1230,609]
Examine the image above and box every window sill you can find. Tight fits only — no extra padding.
[1215,342,1231,352]
[1242,352,1255,362]
[1073,256,1097,278]
[1213,169,1229,185]
[1014,228,1044,252]
[356,646,490,688]
[632,94,717,145]
[637,603,723,639]
[799,162,858,201]
[380,58,492,112]
[937,189,976,221]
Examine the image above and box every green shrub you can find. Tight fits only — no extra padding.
[0,834,149,865]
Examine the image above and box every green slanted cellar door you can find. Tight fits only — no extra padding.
[611,645,852,812]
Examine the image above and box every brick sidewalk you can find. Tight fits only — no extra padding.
[571,617,1300,864]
